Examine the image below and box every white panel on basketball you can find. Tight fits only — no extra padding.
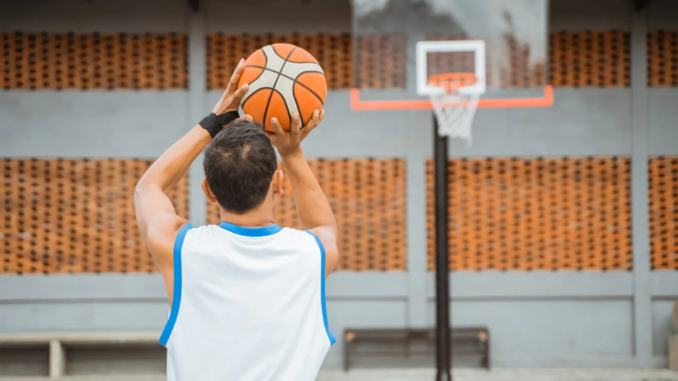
[261,45,286,72]
[244,69,279,98]
[280,62,325,78]
[274,76,300,117]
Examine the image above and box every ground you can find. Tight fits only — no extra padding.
[2,369,678,381]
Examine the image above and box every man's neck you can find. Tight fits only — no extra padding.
[219,206,275,228]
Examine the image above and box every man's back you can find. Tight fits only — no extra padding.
[164,222,335,381]
[134,62,336,380]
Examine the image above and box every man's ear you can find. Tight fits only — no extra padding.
[273,170,284,196]
[202,178,218,203]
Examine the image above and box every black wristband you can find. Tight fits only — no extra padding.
[199,111,240,138]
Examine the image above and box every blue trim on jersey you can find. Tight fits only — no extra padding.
[219,221,282,237]
[304,230,336,346]
[159,223,193,347]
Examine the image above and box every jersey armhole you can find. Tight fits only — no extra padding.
[304,230,337,346]
[159,223,193,347]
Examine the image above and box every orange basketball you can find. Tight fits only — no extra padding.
[238,43,327,132]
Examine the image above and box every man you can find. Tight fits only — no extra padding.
[134,59,337,381]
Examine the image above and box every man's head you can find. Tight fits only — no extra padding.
[202,120,281,214]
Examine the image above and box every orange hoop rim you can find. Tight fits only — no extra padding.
[427,73,477,91]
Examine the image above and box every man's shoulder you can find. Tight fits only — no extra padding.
[279,227,326,251]
[180,224,223,241]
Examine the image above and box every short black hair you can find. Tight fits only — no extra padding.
[203,120,277,214]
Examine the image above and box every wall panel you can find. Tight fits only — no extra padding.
[427,157,632,271]
[1,33,187,90]
[649,157,678,270]
[550,31,630,87]
[1,159,188,274]
[647,31,678,87]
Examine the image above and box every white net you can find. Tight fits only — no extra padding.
[428,74,481,145]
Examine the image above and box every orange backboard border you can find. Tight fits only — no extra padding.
[350,85,553,111]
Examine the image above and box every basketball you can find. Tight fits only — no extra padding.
[238,43,327,132]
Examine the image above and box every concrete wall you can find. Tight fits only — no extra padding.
[1,0,678,371]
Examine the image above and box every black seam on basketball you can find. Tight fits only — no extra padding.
[241,86,293,125]
[246,65,325,106]
[291,79,304,129]
[292,70,325,106]
[269,45,319,64]
[285,58,319,64]
[241,87,274,114]
[270,45,294,61]
[263,47,297,127]
[243,49,267,86]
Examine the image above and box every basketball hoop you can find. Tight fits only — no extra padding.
[427,73,481,145]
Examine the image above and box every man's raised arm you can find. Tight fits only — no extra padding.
[134,60,249,279]
[268,112,339,276]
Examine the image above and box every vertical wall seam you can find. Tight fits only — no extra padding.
[631,7,653,363]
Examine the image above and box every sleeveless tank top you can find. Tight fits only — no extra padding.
[160,221,335,381]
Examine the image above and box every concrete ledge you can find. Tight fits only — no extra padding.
[425,272,635,299]
[0,332,160,379]
[0,332,160,345]
[0,273,409,302]
[652,272,678,298]
[0,272,654,303]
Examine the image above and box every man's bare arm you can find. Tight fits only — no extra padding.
[134,125,211,250]
[134,60,249,280]
[278,147,336,231]
[268,112,338,276]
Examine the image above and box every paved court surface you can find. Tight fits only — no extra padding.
[2,369,678,381]
[321,369,678,381]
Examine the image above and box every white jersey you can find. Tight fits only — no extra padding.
[159,221,335,381]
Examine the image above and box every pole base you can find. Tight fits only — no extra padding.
[435,370,452,381]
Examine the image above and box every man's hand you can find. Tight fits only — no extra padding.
[267,110,324,156]
[213,58,250,115]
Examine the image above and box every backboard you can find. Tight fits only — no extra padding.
[351,0,551,110]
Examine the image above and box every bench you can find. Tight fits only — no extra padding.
[0,331,160,379]
[343,327,489,372]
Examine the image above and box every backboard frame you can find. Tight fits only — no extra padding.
[416,40,486,96]
[350,0,552,111]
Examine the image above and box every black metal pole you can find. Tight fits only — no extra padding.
[433,116,451,381]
